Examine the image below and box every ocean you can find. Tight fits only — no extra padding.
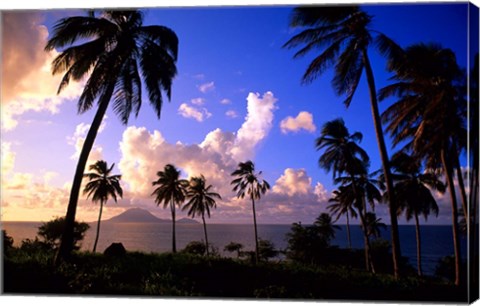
[2,221,467,275]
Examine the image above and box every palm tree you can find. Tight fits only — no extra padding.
[83,160,123,253]
[313,213,341,245]
[327,187,357,249]
[46,10,179,262]
[390,152,445,276]
[183,175,221,256]
[230,161,270,264]
[379,43,465,285]
[152,164,188,253]
[284,6,402,277]
[364,212,387,240]
[336,170,383,273]
[315,118,370,180]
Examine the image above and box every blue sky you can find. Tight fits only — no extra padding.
[1,2,477,224]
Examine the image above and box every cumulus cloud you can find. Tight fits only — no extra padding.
[1,142,16,180]
[178,103,212,122]
[67,119,107,163]
[280,111,316,134]
[220,98,232,105]
[1,12,83,131]
[198,81,215,93]
[191,98,206,106]
[272,168,312,197]
[230,92,278,161]
[225,110,238,118]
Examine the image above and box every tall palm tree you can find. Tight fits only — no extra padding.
[336,170,383,273]
[46,10,179,262]
[390,152,445,276]
[152,164,188,253]
[230,161,270,264]
[83,160,123,253]
[183,175,221,256]
[284,6,402,277]
[327,187,358,249]
[379,43,465,285]
[364,212,387,240]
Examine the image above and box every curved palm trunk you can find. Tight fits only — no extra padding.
[55,83,115,265]
[454,153,468,221]
[414,213,423,277]
[251,196,259,264]
[93,200,105,253]
[202,213,210,256]
[171,200,177,253]
[346,212,352,249]
[441,149,461,286]
[362,49,401,279]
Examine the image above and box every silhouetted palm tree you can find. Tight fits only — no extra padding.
[390,152,445,276]
[313,213,341,245]
[83,160,123,253]
[183,175,221,256]
[316,118,369,180]
[364,212,386,240]
[380,43,465,285]
[284,6,402,277]
[152,164,188,253]
[327,187,358,249]
[230,161,270,264]
[336,170,383,273]
[46,10,179,262]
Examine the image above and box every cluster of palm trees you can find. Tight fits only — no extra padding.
[284,5,474,285]
[83,160,270,263]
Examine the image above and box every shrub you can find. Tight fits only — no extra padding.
[37,217,90,250]
[182,241,206,256]
[2,230,14,250]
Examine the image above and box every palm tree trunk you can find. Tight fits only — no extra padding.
[346,212,352,249]
[359,210,375,274]
[414,213,422,277]
[202,213,209,256]
[251,196,259,264]
[171,200,177,253]
[441,148,461,286]
[454,152,468,221]
[362,49,401,279]
[93,201,105,253]
[55,83,115,265]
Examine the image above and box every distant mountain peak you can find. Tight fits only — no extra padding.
[107,208,163,223]
[107,207,199,224]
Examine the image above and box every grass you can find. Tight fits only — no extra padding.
[3,247,468,302]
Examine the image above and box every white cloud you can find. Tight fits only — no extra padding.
[1,12,83,131]
[67,120,106,163]
[272,168,312,196]
[230,92,278,161]
[178,103,212,122]
[198,81,215,93]
[280,111,316,134]
[191,98,206,106]
[225,110,238,118]
[220,98,232,105]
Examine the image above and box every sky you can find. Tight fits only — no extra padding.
[0,1,478,225]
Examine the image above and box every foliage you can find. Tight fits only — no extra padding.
[224,241,244,258]
[37,217,90,250]
[181,241,206,256]
[257,239,279,262]
[2,230,14,250]
[3,249,466,301]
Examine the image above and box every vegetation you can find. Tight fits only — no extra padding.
[231,160,271,264]
[183,175,221,256]
[3,247,468,301]
[83,160,123,253]
[46,10,179,263]
[152,164,189,253]
[37,217,90,251]
[284,6,403,278]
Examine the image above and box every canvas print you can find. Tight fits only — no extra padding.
[1,1,479,303]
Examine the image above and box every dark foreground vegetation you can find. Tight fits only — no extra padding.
[3,245,467,302]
